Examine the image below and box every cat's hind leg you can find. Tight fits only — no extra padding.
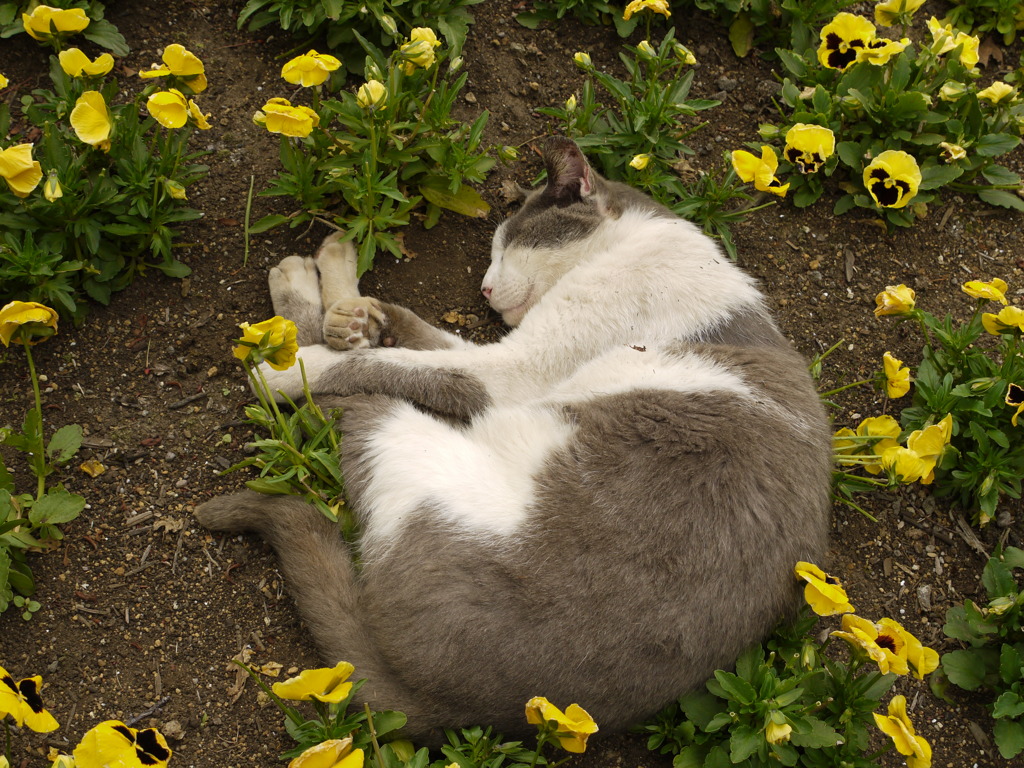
[194,489,446,741]
[315,233,387,351]
[269,255,324,346]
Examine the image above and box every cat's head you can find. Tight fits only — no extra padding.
[481,137,667,326]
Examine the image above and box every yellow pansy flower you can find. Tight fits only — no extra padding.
[0,664,59,731]
[794,561,855,616]
[863,150,920,208]
[271,661,355,702]
[525,696,599,753]
[888,413,953,484]
[784,123,835,173]
[256,98,320,138]
[962,278,1008,304]
[818,13,877,71]
[897,624,939,679]
[873,696,931,768]
[831,615,910,675]
[58,48,114,77]
[883,351,911,398]
[1006,383,1024,427]
[400,27,441,74]
[881,445,931,484]
[73,720,172,768]
[70,90,112,151]
[623,0,671,21]
[356,80,387,111]
[874,0,925,27]
[22,5,89,41]
[938,142,966,163]
[139,43,207,92]
[856,414,902,474]
[927,17,957,54]
[978,82,1016,104]
[0,143,43,197]
[765,717,792,745]
[573,52,592,68]
[731,146,789,197]
[0,73,8,89]
[0,301,59,346]
[288,738,364,768]
[858,36,910,66]
[833,427,860,464]
[954,33,980,68]
[874,284,916,316]
[629,154,651,170]
[43,171,62,202]
[939,81,967,101]
[188,99,212,130]
[983,305,1024,335]
[282,50,342,87]
[147,89,189,129]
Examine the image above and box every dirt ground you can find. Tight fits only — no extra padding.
[1,1,1023,766]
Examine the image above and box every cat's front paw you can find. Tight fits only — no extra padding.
[323,297,386,350]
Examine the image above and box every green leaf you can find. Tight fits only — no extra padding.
[941,649,987,690]
[82,19,130,56]
[975,133,1022,158]
[982,165,1022,186]
[993,691,1024,719]
[789,716,840,748]
[978,189,1024,211]
[7,560,34,596]
[994,718,1024,759]
[712,670,756,705]
[678,689,726,729]
[984,557,1017,598]
[514,12,542,29]
[1001,644,1023,685]
[836,141,863,170]
[418,179,490,218]
[369,710,407,737]
[919,164,963,190]
[248,214,291,234]
[47,424,82,464]
[728,14,754,57]
[28,490,85,526]
[154,259,192,278]
[1003,547,1024,570]
[729,725,761,763]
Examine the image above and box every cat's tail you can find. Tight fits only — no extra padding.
[193,491,443,741]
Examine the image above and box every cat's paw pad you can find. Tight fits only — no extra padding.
[323,297,385,350]
[269,255,321,309]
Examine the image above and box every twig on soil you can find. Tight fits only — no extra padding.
[898,512,955,546]
[168,392,208,410]
[953,513,990,559]
[124,696,171,727]
[172,528,186,573]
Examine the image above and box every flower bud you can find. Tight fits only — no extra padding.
[673,43,696,65]
[448,56,463,74]
[163,178,187,200]
[378,14,398,37]
[636,40,657,59]
[43,171,63,202]
[629,153,650,170]
[356,79,387,110]
[498,145,519,163]
[573,51,592,69]
[938,81,966,101]
[564,94,577,113]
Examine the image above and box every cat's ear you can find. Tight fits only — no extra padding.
[541,136,595,206]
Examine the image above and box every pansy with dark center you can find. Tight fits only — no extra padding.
[74,720,173,768]
[784,124,835,174]
[862,150,921,209]
[1006,383,1024,426]
[818,13,877,71]
[0,664,59,732]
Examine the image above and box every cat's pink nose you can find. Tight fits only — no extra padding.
[482,286,492,299]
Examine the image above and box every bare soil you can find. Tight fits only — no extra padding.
[1,1,1022,767]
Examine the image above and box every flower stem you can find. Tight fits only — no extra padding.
[819,378,874,397]
[22,338,47,500]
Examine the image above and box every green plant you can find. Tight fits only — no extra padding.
[941,546,1024,760]
[237,0,483,74]
[0,0,127,54]
[540,32,761,257]
[222,316,352,533]
[0,42,210,321]
[759,9,1024,227]
[0,301,85,616]
[250,30,502,275]
[516,0,637,36]
[682,0,860,56]
[239,659,598,767]
[873,279,1024,525]
[946,0,1024,44]
[639,562,939,768]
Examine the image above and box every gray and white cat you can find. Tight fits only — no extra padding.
[195,137,832,742]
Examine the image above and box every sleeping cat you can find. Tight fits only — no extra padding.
[195,137,833,742]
